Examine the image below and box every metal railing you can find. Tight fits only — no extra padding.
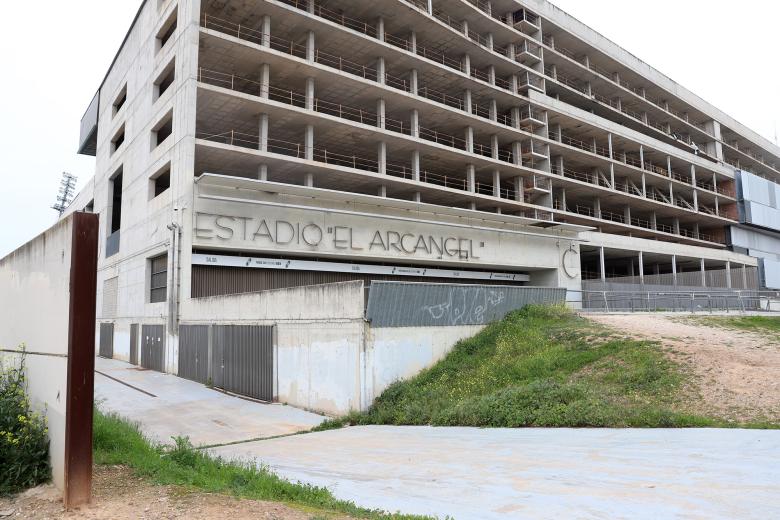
[571,289,780,313]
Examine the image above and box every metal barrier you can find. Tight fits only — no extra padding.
[570,289,780,313]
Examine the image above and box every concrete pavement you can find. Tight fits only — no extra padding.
[96,358,780,519]
[211,426,780,520]
[94,357,325,446]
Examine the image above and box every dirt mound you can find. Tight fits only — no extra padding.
[588,314,780,423]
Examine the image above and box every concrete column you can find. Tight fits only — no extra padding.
[693,223,700,239]
[412,150,420,181]
[511,141,522,166]
[609,163,615,188]
[410,109,420,138]
[462,54,471,74]
[599,246,606,282]
[672,255,678,286]
[306,31,315,62]
[492,170,501,197]
[376,98,386,129]
[256,164,268,181]
[639,145,645,169]
[673,218,680,235]
[426,0,432,14]
[464,89,473,113]
[486,33,494,50]
[726,261,732,289]
[638,251,645,285]
[409,69,419,95]
[378,141,387,174]
[624,205,631,225]
[376,57,386,85]
[491,135,499,160]
[261,15,271,47]
[607,133,613,158]
[465,126,474,153]
[409,31,417,54]
[377,185,387,197]
[414,192,423,203]
[466,164,476,192]
[259,63,270,98]
[559,187,567,210]
[667,156,673,177]
[377,16,385,42]
[693,189,699,212]
[641,173,647,196]
[462,19,469,36]
[304,124,314,161]
[258,113,269,152]
[513,177,523,202]
[742,264,748,289]
[304,173,314,187]
[305,77,315,110]
[488,65,496,85]
[650,212,657,230]
[489,99,498,121]
[510,107,521,129]
[701,258,707,287]
[594,197,602,218]
[307,0,315,13]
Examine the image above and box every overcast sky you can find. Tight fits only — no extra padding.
[0,0,778,257]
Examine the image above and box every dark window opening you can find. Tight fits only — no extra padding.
[150,254,168,303]
[110,171,123,234]
[111,125,125,155]
[157,10,177,51]
[153,112,173,148]
[155,61,175,100]
[113,85,127,116]
[152,165,171,198]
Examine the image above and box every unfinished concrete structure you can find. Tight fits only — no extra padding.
[69,0,780,412]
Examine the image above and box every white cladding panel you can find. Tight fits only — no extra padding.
[192,198,577,272]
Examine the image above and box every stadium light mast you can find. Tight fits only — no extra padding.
[52,172,78,217]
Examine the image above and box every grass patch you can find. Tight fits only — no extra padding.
[320,305,731,429]
[687,315,780,338]
[93,411,429,519]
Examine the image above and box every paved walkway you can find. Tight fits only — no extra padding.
[94,357,324,446]
[212,426,780,520]
[96,359,780,519]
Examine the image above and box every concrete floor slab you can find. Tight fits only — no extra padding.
[95,357,325,446]
[210,425,780,520]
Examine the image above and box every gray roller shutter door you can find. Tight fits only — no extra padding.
[178,325,210,384]
[129,323,139,365]
[98,323,114,358]
[141,324,165,372]
[212,325,274,401]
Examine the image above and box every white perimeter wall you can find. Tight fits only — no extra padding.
[0,216,75,491]
[183,281,487,416]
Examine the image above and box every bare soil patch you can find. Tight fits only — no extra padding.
[587,314,780,423]
[0,465,344,520]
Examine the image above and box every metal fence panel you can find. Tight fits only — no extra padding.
[366,282,566,327]
[212,325,274,401]
[129,323,139,365]
[140,324,165,372]
[179,325,209,384]
[98,323,114,358]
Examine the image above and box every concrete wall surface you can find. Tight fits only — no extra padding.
[0,217,74,491]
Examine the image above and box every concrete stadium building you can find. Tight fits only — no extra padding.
[68,0,780,413]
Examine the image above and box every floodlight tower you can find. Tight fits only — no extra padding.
[52,172,78,216]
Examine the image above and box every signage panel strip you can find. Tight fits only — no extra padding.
[192,254,530,282]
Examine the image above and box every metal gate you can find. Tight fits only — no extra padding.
[212,325,274,401]
[140,324,165,372]
[178,325,209,384]
[98,323,114,358]
[129,324,139,365]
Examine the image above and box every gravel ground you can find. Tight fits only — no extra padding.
[0,465,341,520]
[587,314,780,422]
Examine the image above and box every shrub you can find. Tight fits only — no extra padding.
[0,352,51,495]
